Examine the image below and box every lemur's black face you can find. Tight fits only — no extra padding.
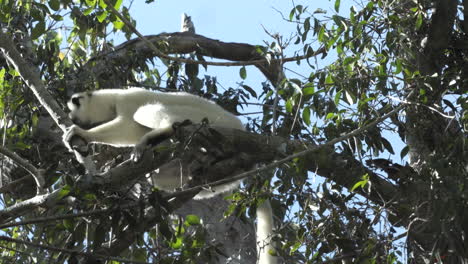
[67,93,95,128]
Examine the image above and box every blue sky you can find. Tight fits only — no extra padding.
[119,0,335,88]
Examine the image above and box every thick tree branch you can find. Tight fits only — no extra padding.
[69,31,324,88]
[420,0,457,75]
[464,0,468,35]
[0,29,95,171]
[164,105,404,205]
[0,189,63,223]
[104,0,324,66]
[63,1,326,88]
[0,32,69,132]
[0,103,405,226]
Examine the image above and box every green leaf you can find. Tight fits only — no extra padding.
[185,214,201,226]
[334,0,341,12]
[239,66,247,80]
[83,193,97,201]
[114,0,123,10]
[48,0,60,11]
[242,84,257,98]
[303,83,315,95]
[50,14,63,21]
[290,241,302,254]
[170,237,183,249]
[381,138,395,154]
[85,0,96,6]
[0,68,5,81]
[63,219,74,231]
[83,6,94,16]
[302,107,311,126]
[304,17,310,32]
[318,26,326,42]
[285,98,293,113]
[98,0,107,8]
[393,59,402,74]
[351,173,369,191]
[415,13,423,30]
[325,74,334,86]
[97,11,108,23]
[289,7,295,21]
[400,146,409,159]
[31,21,46,40]
[325,112,335,120]
[56,185,71,200]
[113,19,124,30]
[334,90,342,106]
[133,248,147,262]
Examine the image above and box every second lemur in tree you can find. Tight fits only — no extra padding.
[63,87,276,264]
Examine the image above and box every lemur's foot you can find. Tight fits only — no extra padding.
[172,119,193,130]
[63,125,88,151]
[131,141,147,163]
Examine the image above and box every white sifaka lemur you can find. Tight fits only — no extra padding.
[63,87,276,264]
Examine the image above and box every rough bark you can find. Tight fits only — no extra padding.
[404,0,468,261]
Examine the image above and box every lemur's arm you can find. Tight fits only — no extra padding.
[64,117,148,149]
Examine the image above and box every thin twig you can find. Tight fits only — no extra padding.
[387,96,455,119]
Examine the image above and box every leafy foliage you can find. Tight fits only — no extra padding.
[0,0,466,263]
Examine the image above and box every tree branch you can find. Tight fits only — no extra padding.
[0,29,95,171]
[165,104,404,204]
[63,1,326,87]
[0,235,151,264]
[0,189,63,223]
[0,32,69,132]
[0,146,44,194]
[420,0,457,75]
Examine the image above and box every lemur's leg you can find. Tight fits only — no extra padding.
[131,126,174,162]
[131,120,194,162]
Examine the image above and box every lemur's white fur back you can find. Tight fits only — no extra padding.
[65,88,276,264]
[68,88,244,146]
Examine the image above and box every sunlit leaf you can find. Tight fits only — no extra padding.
[239,66,247,80]
[351,173,369,191]
[113,19,124,30]
[415,13,423,30]
[170,237,183,249]
[303,83,315,95]
[85,0,96,6]
[97,11,108,22]
[334,90,342,106]
[303,107,311,125]
[286,98,293,113]
[114,0,123,10]
[334,0,341,12]
[56,185,71,200]
[185,214,201,226]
